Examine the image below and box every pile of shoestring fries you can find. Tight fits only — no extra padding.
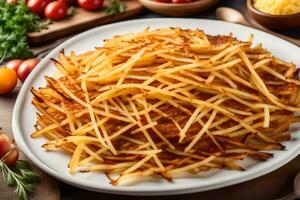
[31,28,300,185]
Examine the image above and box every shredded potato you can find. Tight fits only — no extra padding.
[254,0,300,15]
[31,28,300,185]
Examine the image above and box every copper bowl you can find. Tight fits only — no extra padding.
[247,0,300,30]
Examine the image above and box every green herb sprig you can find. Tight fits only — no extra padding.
[0,159,40,200]
[0,0,49,61]
[106,0,126,16]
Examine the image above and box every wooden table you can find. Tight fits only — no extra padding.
[1,0,300,199]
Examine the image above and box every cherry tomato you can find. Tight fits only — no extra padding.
[6,59,23,72]
[0,68,18,95]
[0,134,12,159]
[17,58,40,82]
[4,148,19,166]
[44,1,68,20]
[27,0,53,16]
[78,0,103,11]
[155,0,171,3]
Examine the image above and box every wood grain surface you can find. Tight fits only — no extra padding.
[0,84,60,200]
[27,0,143,45]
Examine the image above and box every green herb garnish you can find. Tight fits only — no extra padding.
[0,159,40,200]
[106,0,126,16]
[0,0,49,61]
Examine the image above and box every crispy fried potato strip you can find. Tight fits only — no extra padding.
[31,28,300,185]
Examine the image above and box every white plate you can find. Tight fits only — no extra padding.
[12,18,300,195]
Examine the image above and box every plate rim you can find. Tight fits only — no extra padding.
[12,18,300,195]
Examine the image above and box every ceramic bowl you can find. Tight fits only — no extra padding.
[247,0,300,30]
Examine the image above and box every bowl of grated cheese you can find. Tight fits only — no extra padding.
[247,0,300,30]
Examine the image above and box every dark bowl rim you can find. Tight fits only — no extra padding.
[247,0,300,18]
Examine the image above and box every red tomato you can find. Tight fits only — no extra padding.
[44,1,68,20]
[78,0,103,11]
[27,0,53,16]
[4,148,19,166]
[0,134,12,159]
[6,59,23,72]
[0,134,18,166]
[17,58,40,82]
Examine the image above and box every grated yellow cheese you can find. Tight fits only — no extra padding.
[254,0,300,15]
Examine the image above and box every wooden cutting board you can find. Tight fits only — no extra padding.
[27,0,143,45]
[0,85,60,200]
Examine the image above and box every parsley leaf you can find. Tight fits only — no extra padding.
[0,0,49,61]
